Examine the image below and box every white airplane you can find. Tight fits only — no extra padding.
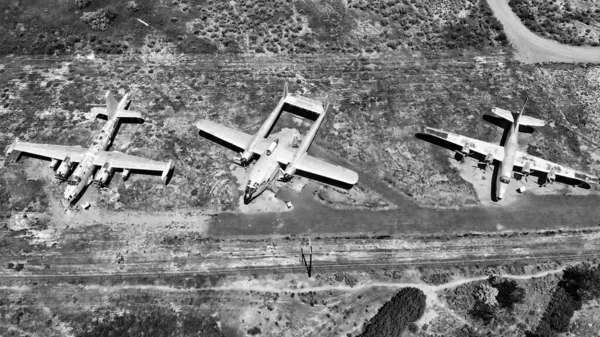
[423,105,598,201]
[6,91,174,204]
[196,84,359,203]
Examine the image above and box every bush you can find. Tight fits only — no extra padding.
[530,263,600,337]
[76,0,91,9]
[489,277,526,309]
[359,287,426,337]
[80,9,117,31]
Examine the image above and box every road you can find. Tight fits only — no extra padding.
[487,0,600,63]
[1,227,598,283]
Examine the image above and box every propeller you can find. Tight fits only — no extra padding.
[278,167,293,182]
[478,152,494,171]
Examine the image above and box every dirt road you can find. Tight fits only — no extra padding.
[487,0,600,63]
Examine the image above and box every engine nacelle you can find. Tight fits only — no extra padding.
[522,161,532,176]
[55,157,72,181]
[547,168,556,184]
[239,150,254,165]
[122,169,131,181]
[283,166,296,180]
[49,158,60,170]
[94,162,113,187]
[291,136,300,148]
[266,138,279,156]
[456,142,472,161]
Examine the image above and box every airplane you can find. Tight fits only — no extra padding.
[196,83,359,204]
[422,104,599,201]
[6,91,174,204]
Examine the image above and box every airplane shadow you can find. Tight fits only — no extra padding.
[198,130,244,153]
[282,103,321,122]
[295,170,355,190]
[482,115,535,135]
[111,166,176,186]
[415,121,514,203]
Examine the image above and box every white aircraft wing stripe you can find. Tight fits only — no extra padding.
[295,154,359,185]
[9,142,87,162]
[196,120,253,153]
[424,127,505,162]
[92,151,170,172]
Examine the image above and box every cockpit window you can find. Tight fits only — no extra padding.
[68,177,82,186]
[500,176,510,184]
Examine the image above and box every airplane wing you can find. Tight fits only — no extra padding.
[423,128,598,188]
[423,127,505,162]
[514,152,599,188]
[6,139,87,162]
[196,120,254,152]
[92,151,173,179]
[294,154,359,185]
[197,120,358,185]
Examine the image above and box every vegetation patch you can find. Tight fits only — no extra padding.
[530,263,600,337]
[359,287,426,336]
[1,0,509,55]
[510,0,600,46]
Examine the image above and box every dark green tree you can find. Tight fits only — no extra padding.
[359,287,426,337]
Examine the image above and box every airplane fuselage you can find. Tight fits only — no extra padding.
[243,140,283,203]
[496,118,520,200]
[63,117,119,202]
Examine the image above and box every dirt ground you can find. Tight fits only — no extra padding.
[488,0,600,63]
[2,1,600,336]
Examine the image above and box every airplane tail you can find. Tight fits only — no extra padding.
[95,91,144,122]
[491,107,545,127]
[105,91,118,120]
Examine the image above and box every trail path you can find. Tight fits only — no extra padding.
[76,268,564,326]
[487,0,600,63]
[74,268,565,295]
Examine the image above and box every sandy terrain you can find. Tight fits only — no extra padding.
[487,0,600,63]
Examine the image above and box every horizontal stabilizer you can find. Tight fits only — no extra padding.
[492,107,545,127]
[519,115,545,127]
[161,160,174,182]
[491,107,515,123]
[283,95,325,117]
[92,107,144,121]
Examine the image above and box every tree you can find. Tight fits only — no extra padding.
[359,287,426,337]
[489,277,526,309]
[470,283,499,324]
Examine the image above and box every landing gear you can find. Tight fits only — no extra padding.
[455,142,472,163]
[541,168,556,187]
[517,161,532,182]
[478,152,494,171]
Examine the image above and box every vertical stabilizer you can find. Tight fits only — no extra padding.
[283,82,288,99]
[105,91,118,120]
[323,97,329,116]
[118,92,131,110]
[512,98,528,125]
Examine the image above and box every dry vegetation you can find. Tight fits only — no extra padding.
[510,0,600,46]
[1,0,508,56]
[1,261,600,337]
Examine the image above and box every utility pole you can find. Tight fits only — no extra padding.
[301,246,312,278]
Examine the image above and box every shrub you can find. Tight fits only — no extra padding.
[80,9,117,31]
[489,277,526,309]
[359,287,426,337]
[76,0,91,9]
